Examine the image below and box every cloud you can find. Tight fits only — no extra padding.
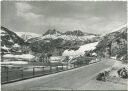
[16,2,42,22]
[40,16,89,32]
[13,2,126,34]
[16,2,31,13]
[39,15,125,34]
[89,17,102,22]
[87,20,125,34]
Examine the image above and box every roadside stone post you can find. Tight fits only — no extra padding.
[21,68,24,79]
[50,64,52,73]
[6,67,9,82]
[33,67,35,76]
[66,62,68,70]
[62,64,63,70]
[42,67,44,74]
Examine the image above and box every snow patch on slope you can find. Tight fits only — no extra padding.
[63,42,98,56]
[3,54,35,60]
[1,61,28,65]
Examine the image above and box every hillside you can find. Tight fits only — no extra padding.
[1,26,29,56]
[94,24,127,62]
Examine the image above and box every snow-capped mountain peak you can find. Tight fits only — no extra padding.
[16,32,41,41]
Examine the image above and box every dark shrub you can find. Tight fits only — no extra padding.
[117,67,128,79]
[96,72,106,81]
[96,71,110,82]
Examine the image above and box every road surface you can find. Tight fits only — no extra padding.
[2,59,115,91]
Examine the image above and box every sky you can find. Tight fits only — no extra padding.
[1,1,127,35]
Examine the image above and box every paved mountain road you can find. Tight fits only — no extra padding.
[2,59,115,91]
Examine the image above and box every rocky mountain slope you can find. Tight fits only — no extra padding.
[1,26,29,55]
[64,30,84,36]
[94,24,127,63]
[43,29,61,36]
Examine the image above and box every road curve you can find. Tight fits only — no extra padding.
[2,59,115,91]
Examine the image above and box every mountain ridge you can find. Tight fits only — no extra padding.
[43,29,99,36]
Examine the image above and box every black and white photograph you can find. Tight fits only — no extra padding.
[1,0,128,91]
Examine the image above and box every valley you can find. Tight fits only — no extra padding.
[1,24,127,90]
